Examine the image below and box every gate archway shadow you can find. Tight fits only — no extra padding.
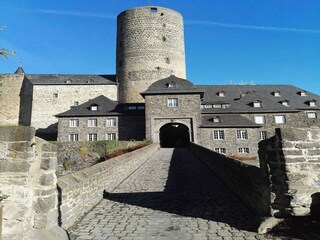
[159,123,190,148]
[104,148,262,232]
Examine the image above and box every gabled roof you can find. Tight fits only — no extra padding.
[26,74,117,85]
[141,75,204,96]
[201,114,261,128]
[56,95,119,117]
[15,66,25,74]
[198,84,320,113]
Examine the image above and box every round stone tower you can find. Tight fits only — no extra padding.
[116,6,186,103]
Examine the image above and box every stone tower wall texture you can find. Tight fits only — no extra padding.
[116,6,186,103]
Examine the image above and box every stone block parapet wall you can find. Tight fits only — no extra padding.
[259,127,320,217]
[57,143,160,229]
[189,143,271,216]
[0,126,67,240]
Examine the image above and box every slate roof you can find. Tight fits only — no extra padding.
[198,84,320,113]
[26,74,117,85]
[201,114,261,128]
[141,75,204,96]
[56,95,145,117]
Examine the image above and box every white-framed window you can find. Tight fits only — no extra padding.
[213,130,224,140]
[213,117,220,123]
[299,91,307,96]
[88,133,97,141]
[238,147,250,154]
[69,119,79,127]
[106,133,116,141]
[254,116,266,124]
[273,91,281,97]
[204,104,213,108]
[275,115,286,124]
[213,104,222,108]
[106,118,117,127]
[214,148,226,154]
[69,134,79,142]
[218,91,225,97]
[307,112,317,119]
[88,119,97,127]
[280,101,289,107]
[237,130,248,140]
[253,101,262,108]
[167,98,178,107]
[309,100,317,107]
[260,131,268,140]
[90,105,98,111]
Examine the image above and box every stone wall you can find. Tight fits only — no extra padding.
[57,143,159,229]
[0,126,67,240]
[117,6,186,103]
[259,127,320,217]
[145,94,201,143]
[189,143,270,216]
[0,74,24,126]
[30,84,117,137]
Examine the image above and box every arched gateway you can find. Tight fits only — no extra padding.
[159,123,190,147]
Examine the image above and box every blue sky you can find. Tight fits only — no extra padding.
[1,0,319,94]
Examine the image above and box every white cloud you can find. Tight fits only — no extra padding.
[15,8,116,19]
[186,20,320,34]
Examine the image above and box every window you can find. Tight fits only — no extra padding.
[74,101,79,106]
[162,36,166,42]
[253,101,262,108]
[204,104,212,108]
[69,134,78,142]
[260,131,268,140]
[299,91,307,96]
[88,119,97,127]
[106,133,116,141]
[309,100,317,107]
[275,115,286,124]
[150,7,158,12]
[280,101,289,107]
[90,105,98,111]
[213,130,224,140]
[217,91,225,97]
[53,93,59,98]
[254,116,266,124]
[106,118,117,127]
[88,133,97,141]
[237,130,248,140]
[69,119,79,127]
[307,112,317,119]
[273,91,281,97]
[167,98,178,107]
[238,147,250,154]
[213,117,220,123]
[214,148,226,154]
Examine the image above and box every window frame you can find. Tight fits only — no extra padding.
[260,131,268,140]
[87,133,97,141]
[69,119,79,127]
[213,130,225,140]
[167,98,179,107]
[236,130,248,140]
[106,133,116,141]
[238,147,250,154]
[88,119,97,127]
[106,117,117,127]
[275,115,286,124]
[69,133,79,142]
[254,115,266,124]
[214,148,226,154]
[307,112,317,119]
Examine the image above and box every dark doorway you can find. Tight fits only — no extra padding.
[159,123,190,147]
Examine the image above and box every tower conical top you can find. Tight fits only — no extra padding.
[14,66,25,74]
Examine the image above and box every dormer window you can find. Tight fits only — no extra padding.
[280,100,289,107]
[298,90,307,96]
[273,91,281,97]
[308,100,317,107]
[213,117,220,123]
[217,91,225,97]
[253,101,262,108]
[65,80,72,83]
[90,105,98,111]
[167,82,176,88]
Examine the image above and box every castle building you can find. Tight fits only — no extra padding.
[1,6,319,158]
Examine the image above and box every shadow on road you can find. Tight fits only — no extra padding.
[104,148,262,232]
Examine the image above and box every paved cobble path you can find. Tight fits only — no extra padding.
[69,148,271,240]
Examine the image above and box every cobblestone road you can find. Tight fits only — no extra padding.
[69,148,272,240]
